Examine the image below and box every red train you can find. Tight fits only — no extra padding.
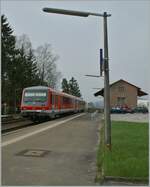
[21,86,85,121]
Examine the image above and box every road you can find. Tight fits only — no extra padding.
[2,113,100,186]
[111,113,149,123]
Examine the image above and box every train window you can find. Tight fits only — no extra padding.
[23,90,48,105]
[61,97,63,106]
[62,97,71,104]
[55,95,58,105]
[55,96,56,104]
[25,92,34,97]
[52,94,55,105]
[62,97,65,104]
[50,94,52,104]
[25,92,46,97]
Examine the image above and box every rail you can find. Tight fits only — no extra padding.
[2,117,34,133]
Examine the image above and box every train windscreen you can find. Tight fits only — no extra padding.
[23,90,48,106]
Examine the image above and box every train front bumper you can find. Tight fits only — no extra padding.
[21,110,51,117]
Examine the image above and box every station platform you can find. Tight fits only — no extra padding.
[2,113,100,186]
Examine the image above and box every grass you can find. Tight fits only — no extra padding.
[97,121,149,181]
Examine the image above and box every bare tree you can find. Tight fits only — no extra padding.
[35,43,61,88]
[16,34,32,55]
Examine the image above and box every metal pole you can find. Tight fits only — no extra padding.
[42,7,112,149]
[103,12,111,150]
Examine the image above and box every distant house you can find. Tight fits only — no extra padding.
[94,79,148,108]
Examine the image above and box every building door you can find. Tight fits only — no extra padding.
[117,97,125,106]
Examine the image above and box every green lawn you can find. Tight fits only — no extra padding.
[98,121,149,181]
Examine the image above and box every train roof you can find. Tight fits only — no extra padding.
[24,86,84,101]
[24,86,49,90]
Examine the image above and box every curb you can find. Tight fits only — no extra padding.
[103,176,149,185]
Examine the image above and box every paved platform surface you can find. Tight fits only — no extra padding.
[2,113,100,186]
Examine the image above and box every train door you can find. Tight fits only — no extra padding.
[75,99,78,112]
[76,101,79,112]
[61,96,64,109]
[51,93,55,111]
[48,90,51,109]
[55,95,58,110]
[73,99,76,110]
[58,95,61,111]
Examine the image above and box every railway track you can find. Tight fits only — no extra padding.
[2,113,82,134]
[2,118,35,134]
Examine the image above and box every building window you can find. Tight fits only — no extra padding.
[118,86,125,93]
[117,97,125,105]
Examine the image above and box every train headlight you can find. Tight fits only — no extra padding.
[36,110,42,112]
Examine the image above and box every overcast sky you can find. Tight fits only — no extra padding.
[1,0,150,102]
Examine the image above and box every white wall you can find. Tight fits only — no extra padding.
[137,99,149,108]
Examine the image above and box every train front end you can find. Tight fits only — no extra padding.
[21,86,50,121]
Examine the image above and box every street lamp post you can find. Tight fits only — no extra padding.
[103,12,111,149]
[42,7,111,150]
